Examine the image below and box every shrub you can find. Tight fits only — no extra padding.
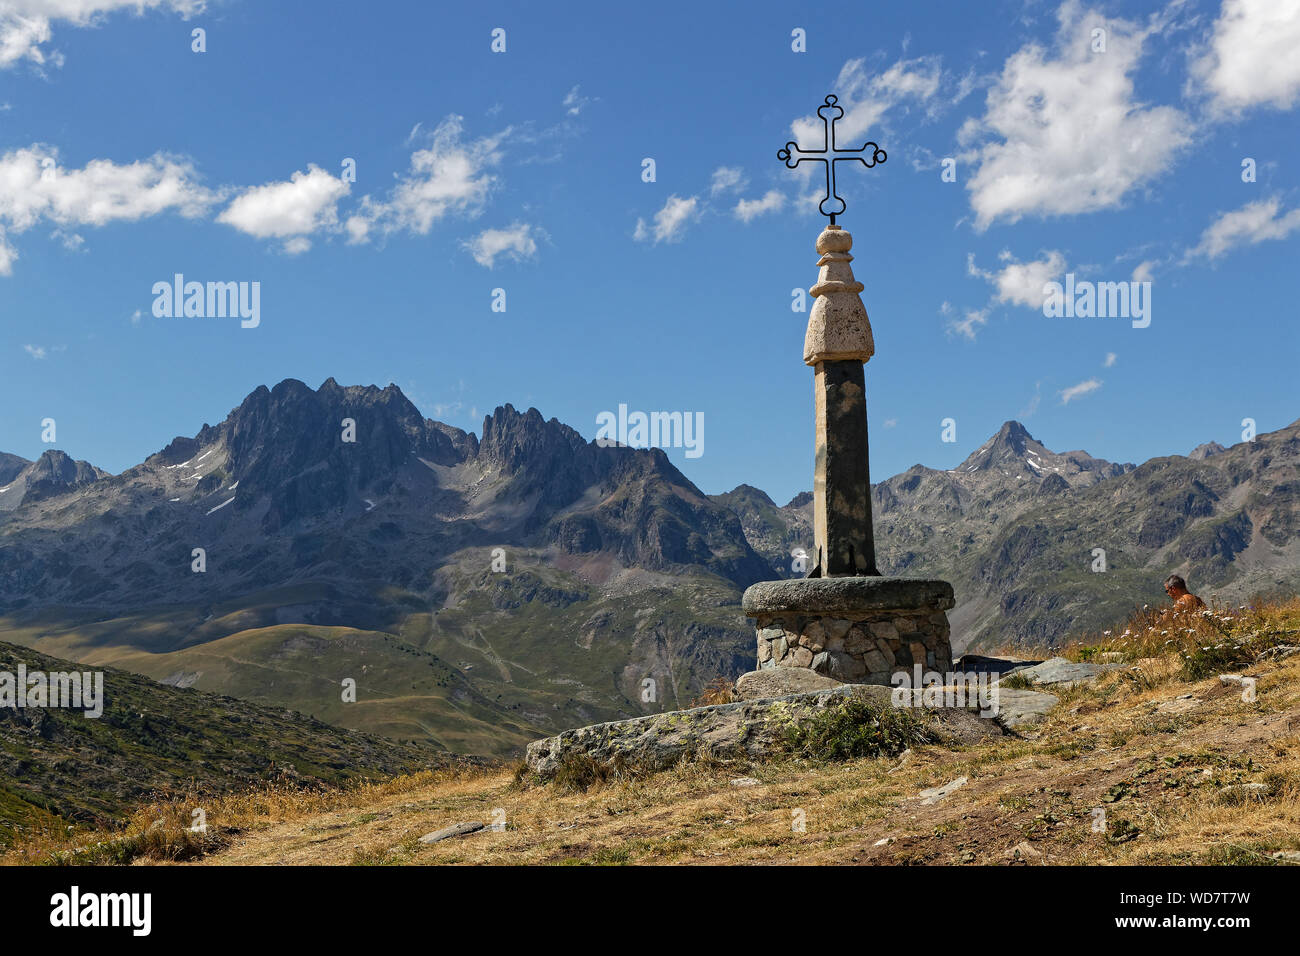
[550,752,646,793]
[999,672,1037,690]
[783,698,935,762]
[691,676,735,707]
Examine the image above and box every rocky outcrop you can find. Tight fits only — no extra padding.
[524,684,1004,780]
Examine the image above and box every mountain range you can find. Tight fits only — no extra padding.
[1,378,1296,756]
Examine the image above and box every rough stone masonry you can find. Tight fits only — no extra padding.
[741,222,955,683]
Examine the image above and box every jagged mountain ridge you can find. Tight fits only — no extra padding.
[0,379,768,754]
[1,381,1296,755]
[0,377,768,610]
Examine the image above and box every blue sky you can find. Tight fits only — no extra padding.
[1,0,1297,505]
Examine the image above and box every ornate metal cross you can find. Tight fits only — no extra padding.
[778,94,887,224]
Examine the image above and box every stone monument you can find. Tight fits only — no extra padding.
[742,95,955,684]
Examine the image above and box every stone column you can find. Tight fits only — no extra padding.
[740,221,957,687]
[805,224,878,577]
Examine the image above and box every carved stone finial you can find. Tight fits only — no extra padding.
[804,224,874,366]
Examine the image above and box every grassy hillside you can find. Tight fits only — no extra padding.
[11,597,1300,866]
[0,641,477,849]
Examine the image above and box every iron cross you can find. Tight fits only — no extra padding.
[778,94,887,224]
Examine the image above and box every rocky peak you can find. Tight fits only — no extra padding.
[958,421,1036,472]
[715,484,777,509]
[17,449,105,503]
[1189,441,1227,460]
[955,421,1130,488]
[477,404,590,473]
[222,379,470,482]
[478,403,660,527]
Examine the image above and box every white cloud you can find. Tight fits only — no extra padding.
[0,1,203,70]
[348,115,506,242]
[633,194,698,244]
[1104,352,1117,367]
[1132,259,1155,282]
[217,165,349,253]
[968,249,1066,308]
[344,214,370,244]
[463,222,539,268]
[1191,0,1300,116]
[51,227,83,249]
[791,55,943,147]
[22,343,45,358]
[0,145,216,274]
[948,307,989,341]
[710,166,746,196]
[562,85,594,116]
[1060,378,1103,404]
[1186,196,1300,261]
[734,190,785,223]
[0,145,215,228]
[960,1,1190,230]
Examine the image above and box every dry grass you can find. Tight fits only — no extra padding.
[6,598,1300,867]
[691,676,736,707]
[1049,597,1298,663]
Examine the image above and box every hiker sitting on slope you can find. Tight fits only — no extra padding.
[1163,574,1206,612]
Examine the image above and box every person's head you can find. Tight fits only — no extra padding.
[1163,574,1188,596]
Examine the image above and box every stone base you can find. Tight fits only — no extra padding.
[741,577,955,684]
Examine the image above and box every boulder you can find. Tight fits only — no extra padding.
[991,688,1060,728]
[1003,656,1106,688]
[955,654,1040,677]
[734,667,842,700]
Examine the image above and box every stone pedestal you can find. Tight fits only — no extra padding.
[742,577,954,683]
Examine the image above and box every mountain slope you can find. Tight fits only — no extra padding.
[0,640,471,846]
